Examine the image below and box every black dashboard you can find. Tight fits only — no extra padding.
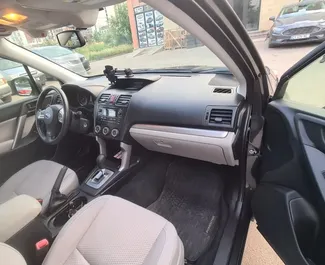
[60,73,243,140]
[58,73,246,166]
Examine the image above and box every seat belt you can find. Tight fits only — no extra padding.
[246,114,264,189]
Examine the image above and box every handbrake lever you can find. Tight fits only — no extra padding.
[46,166,68,214]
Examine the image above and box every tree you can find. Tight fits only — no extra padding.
[108,3,132,46]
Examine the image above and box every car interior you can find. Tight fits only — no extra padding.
[2,1,325,265]
[0,57,248,265]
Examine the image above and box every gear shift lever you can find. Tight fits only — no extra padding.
[96,154,107,169]
[96,154,119,170]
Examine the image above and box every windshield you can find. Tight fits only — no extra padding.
[7,1,225,77]
[280,1,325,16]
[0,58,21,71]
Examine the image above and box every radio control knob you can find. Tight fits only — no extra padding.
[117,109,123,117]
[111,129,119,137]
[95,125,101,134]
[102,127,110,135]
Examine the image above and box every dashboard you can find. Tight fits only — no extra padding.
[59,73,246,166]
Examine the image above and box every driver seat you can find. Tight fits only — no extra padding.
[0,160,79,212]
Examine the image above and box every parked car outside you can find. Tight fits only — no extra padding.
[76,53,90,71]
[0,58,46,95]
[32,46,89,75]
[0,73,12,103]
[268,0,325,47]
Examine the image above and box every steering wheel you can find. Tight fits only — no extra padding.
[36,86,70,145]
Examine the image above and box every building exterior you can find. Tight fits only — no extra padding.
[127,0,300,49]
[8,31,28,46]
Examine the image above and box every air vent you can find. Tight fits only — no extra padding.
[209,109,233,125]
[213,88,232,94]
[98,94,111,103]
[116,95,132,106]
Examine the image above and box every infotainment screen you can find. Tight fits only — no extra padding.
[107,109,116,117]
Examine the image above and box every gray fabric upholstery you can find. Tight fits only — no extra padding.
[43,195,184,265]
[0,243,27,265]
[0,160,78,211]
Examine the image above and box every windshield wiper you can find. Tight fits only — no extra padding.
[91,66,233,79]
[189,66,233,74]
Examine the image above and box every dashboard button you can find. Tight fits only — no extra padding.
[111,129,119,137]
[117,109,123,117]
[95,125,101,134]
[102,127,110,135]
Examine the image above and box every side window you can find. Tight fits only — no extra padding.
[283,55,325,108]
[0,57,61,107]
[0,58,37,106]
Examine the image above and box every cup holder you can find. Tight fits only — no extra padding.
[52,197,87,228]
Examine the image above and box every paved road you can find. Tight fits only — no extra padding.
[87,40,320,265]
[254,40,317,76]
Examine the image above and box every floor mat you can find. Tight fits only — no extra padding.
[116,155,173,207]
[148,158,224,262]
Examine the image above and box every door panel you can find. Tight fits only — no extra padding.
[252,185,319,265]
[0,117,16,155]
[253,101,325,265]
[0,96,56,186]
[0,97,37,148]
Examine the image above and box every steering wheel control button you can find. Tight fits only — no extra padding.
[58,109,64,123]
[111,129,119,137]
[95,125,101,134]
[102,127,110,135]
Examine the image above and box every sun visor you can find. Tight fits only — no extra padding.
[0,8,99,38]
[47,9,99,28]
[16,0,123,11]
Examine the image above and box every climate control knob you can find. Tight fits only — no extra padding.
[102,127,110,136]
[111,129,119,138]
[95,125,101,134]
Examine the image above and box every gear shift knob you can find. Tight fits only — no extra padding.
[96,154,106,169]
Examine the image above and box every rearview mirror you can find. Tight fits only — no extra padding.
[13,76,32,96]
[56,30,86,49]
[269,16,276,22]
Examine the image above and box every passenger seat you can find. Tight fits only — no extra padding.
[1,195,184,265]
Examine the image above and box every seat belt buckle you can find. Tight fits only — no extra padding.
[35,238,49,260]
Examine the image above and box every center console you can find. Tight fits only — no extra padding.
[94,91,132,141]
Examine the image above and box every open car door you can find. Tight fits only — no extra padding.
[252,42,325,265]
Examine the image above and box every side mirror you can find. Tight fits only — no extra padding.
[13,76,32,96]
[269,16,276,22]
[56,30,86,49]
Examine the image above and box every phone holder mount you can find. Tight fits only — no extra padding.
[103,65,118,85]
[103,66,134,85]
